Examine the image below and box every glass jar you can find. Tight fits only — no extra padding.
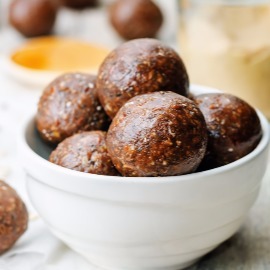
[179,0,270,119]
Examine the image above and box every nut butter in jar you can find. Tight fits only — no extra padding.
[179,0,270,118]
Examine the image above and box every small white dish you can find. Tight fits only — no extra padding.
[4,37,110,88]
[3,55,61,88]
[18,85,270,270]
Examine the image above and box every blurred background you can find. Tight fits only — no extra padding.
[0,0,178,53]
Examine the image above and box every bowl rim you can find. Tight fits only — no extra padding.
[19,85,270,185]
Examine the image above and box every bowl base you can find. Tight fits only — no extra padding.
[87,258,200,270]
[50,226,217,270]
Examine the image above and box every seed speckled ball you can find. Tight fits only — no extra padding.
[194,93,262,168]
[97,38,189,119]
[0,180,28,254]
[107,91,207,177]
[50,131,119,176]
[36,73,110,144]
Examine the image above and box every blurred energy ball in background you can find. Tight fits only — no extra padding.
[109,0,163,40]
[9,0,57,37]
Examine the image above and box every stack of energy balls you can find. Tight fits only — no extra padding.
[36,38,262,177]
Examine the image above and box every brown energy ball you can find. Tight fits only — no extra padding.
[49,131,119,176]
[9,0,57,37]
[194,93,262,168]
[0,180,28,255]
[36,73,110,145]
[61,0,99,9]
[97,38,189,119]
[109,0,163,40]
[107,91,207,177]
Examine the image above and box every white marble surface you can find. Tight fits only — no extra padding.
[0,1,270,270]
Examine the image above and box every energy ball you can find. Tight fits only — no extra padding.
[61,0,99,9]
[36,73,109,145]
[194,93,262,168]
[9,0,57,37]
[107,91,207,177]
[97,38,189,118]
[49,131,119,176]
[0,180,28,255]
[109,0,163,40]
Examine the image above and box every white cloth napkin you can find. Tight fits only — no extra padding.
[0,218,102,270]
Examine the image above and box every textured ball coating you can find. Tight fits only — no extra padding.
[61,0,98,9]
[0,180,28,254]
[97,38,189,119]
[109,0,163,40]
[36,73,110,144]
[107,91,207,177]
[194,93,262,168]
[9,0,57,37]
[49,131,119,176]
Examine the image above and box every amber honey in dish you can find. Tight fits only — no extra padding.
[11,37,110,72]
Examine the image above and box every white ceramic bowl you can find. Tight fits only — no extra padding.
[18,85,270,270]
